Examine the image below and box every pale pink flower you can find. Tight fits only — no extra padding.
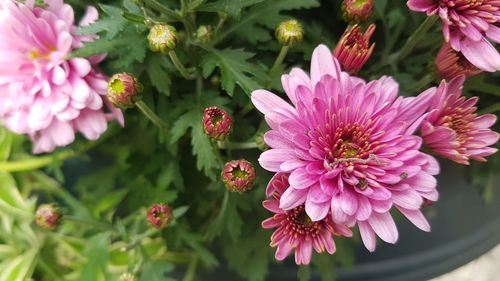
[407,0,500,72]
[262,173,352,264]
[435,43,482,80]
[252,45,440,251]
[0,0,123,153]
[421,76,499,164]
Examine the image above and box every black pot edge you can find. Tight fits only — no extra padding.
[333,216,500,281]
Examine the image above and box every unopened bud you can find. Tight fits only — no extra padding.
[148,24,178,53]
[147,203,173,229]
[435,43,481,81]
[203,107,233,141]
[222,159,256,193]
[107,73,143,109]
[195,25,214,44]
[35,204,61,231]
[342,0,374,23]
[275,19,304,46]
[333,24,376,73]
[255,133,268,151]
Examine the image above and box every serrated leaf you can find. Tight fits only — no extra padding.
[139,261,175,281]
[191,119,218,178]
[79,233,110,281]
[223,0,320,44]
[76,5,126,39]
[169,110,200,144]
[147,55,173,96]
[197,0,264,19]
[202,48,267,96]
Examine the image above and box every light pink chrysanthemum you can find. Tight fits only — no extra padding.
[262,173,352,265]
[421,76,499,164]
[252,45,440,251]
[407,0,500,72]
[0,0,123,153]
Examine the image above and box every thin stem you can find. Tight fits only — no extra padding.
[214,16,226,35]
[269,45,290,76]
[211,141,225,169]
[142,0,181,21]
[239,101,254,116]
[478,103,500,114]
[168,50,195,79]
[391,16,438,65]
[218,141,258,150]
[136,100,169,131]
[0,150,75,172]
[406,73,434,94]
[64,216,116,231]
[123,228,158,251]
[162,251,195,264]
[182,256,199,281]
[38,259,64,281]
[468,81,500,97]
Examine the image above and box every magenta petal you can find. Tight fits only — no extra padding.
[251,89,295,115]
[305,198,329,221]
[460,37,500,72]
[295,239,312,265]
[355,196,372,221]
[397,207,431,232]
[406,0,436,12]
[340,189,358,216]
[289,168,318,189]
[310,44,340,85]
[275,242,293,261]
[358,221,377,252]
[279,187,307,210]
[259,149,296,172]
[367,212,399,244]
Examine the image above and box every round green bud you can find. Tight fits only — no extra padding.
[148,24,178,53]
[275,19,304,46]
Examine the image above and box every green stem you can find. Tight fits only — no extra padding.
[182,256,199,281]
[169,50,194,79]
[211,142,225,169]
[0,150,75,172]
[218,141,258,150]
[136,100,169,131]
[214,16,226,35]
[468,81,500,97]
[478,103,500,114]
[38,259,64,281]
[123,228,158,251]
[391,16,438,65]
[162,251,195,264]
[406,73,434,94]
[64,215,116,231]
[239,101,254,116]
[142,0,181,21]
[269,45,290,76]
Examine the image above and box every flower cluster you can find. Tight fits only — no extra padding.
[0,0,123,153]
[407,0,500,72]
[253,44,498,264]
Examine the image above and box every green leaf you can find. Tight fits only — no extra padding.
[206,192,243,241]
[93,189,129,216]
[147,55,173,96]
[169,110,200,144]
[76,5,126,39]
[79,233,110,281]
[173,205,190,219]
[202,48,267,96]
[223,229,270,281]
[222,0,320,44]
[0,128,12,161]
[139,261,175,281]
[0,249,38,281]
[191,119,218,179]
[197,0,264,19]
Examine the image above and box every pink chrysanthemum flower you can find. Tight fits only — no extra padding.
[421,76,499,164]
[0,0,123,153]
[407,0,500,72]
[252,45,440,251]
[435,43,482,80]
[262,173,352,264]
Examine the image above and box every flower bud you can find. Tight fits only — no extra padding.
[203,107,233,141]
[195,25,214,44]
[147,203,172,229]
[435,43,481,81]
[222,159,256,193]
[148,24,178,53]
[107,73,143,109]
[275,19,304,46]
[119,273,137,281]
[35,204,61,231]
[255,133,268,151]
[333,24,376,74]
[342,0,374,23]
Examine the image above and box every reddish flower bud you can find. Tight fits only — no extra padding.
[203,107,233,141]
[222,159,256,193]
[333,24,376,74]
[342,0,374,23]
[435,43,481,81]
[107,73,143,109]
[147,203,173,229]
[35,204,61,231]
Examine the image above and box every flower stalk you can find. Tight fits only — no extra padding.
[169,50,195,79]
[391,15,438,64]
[269,45,290,76]
[136,101,169,131]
